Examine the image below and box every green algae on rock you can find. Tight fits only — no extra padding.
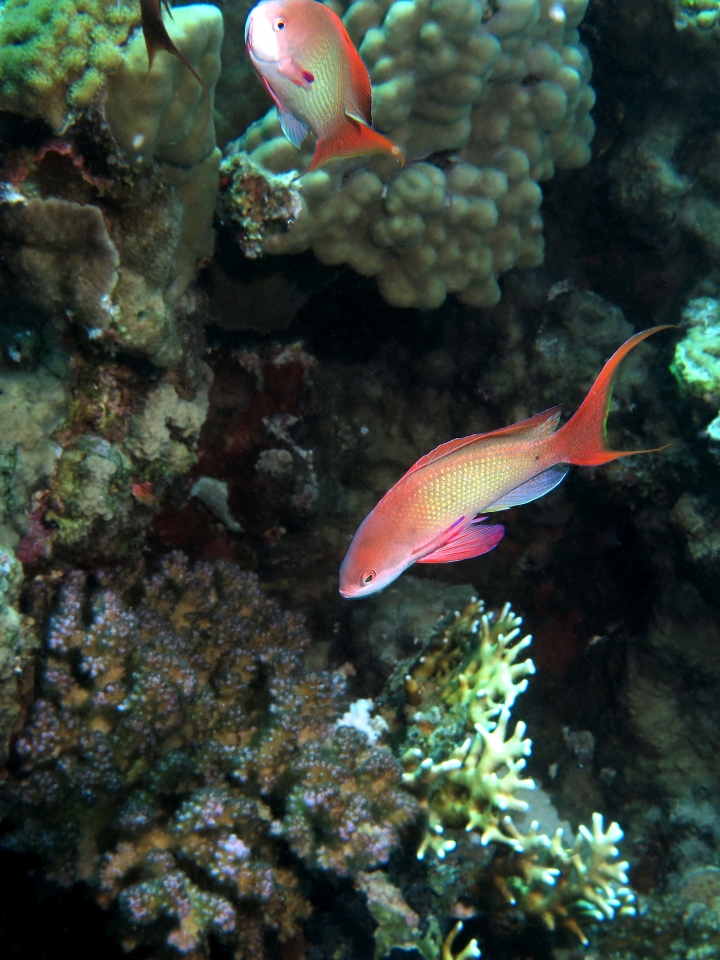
[0,0,139,130]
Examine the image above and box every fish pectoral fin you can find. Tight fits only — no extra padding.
[278,57,315,88]
[416,517,505,564]
[483,464,569,512]
[278,106,309,148]
[345,108,368,126]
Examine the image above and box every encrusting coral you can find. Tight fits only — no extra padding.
[227,0,595,309]
[395,597,636,945]
[0,553,415,959]
[671,296,720,439]
[0,546,37,768]
[0,0,139,130]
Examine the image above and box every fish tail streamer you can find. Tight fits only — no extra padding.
[553,325,673,466]
[308,117,404,172]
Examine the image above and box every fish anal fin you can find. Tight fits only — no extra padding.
[278,57,315,88]
[307,115,404,172]
[405,406,563,478]
[416,517,505,564]
[483,463,569,512]
[278,106,309,148]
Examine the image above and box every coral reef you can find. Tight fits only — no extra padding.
[217,151,302,259]
[0,554,413,958]
[227,0,595,308]
[37,361,212,564]
[593,866,720,960]
[0,367,70,549]
[0,5,225,564]
[0,0,139,130]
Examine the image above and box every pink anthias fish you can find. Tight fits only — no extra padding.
[340,326,672,599]
[245,0,404,172]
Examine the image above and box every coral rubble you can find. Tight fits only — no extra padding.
[226,0,595,308]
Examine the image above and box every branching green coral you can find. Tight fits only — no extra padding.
[497,813,637,944]
[401,601,535,859]
[0,0,140,130]
[398,597,635,942]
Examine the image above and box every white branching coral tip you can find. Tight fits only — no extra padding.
[442,922,481,960]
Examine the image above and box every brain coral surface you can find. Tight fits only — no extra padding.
[238,0,595,308]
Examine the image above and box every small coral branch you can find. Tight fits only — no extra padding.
[401,600,536,859]
[496,813,636,944]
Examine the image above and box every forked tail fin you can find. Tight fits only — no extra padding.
[553,325,673,466]
[307,115,404,173]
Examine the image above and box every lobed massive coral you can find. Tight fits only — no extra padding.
[0,554,414,958]
[0,5,223,368]
[228,0,594,308]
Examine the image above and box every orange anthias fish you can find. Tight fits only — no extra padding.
[245,0,404,172]
[339,326,672,599]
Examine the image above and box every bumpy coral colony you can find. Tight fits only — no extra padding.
[0,555,415,958]
[229,0,595,308]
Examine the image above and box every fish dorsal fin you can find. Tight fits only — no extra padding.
[405,406,563,478]
[278,105,309,147]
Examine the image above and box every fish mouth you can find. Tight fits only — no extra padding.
[247,46,280,65]
[245,20,280,65]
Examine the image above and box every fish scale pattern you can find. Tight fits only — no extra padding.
[232,0,594,308]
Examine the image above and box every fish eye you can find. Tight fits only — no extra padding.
[361,569,376,586]
[274,18,286,29]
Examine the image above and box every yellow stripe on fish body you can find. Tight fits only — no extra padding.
[404,439,549,530]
